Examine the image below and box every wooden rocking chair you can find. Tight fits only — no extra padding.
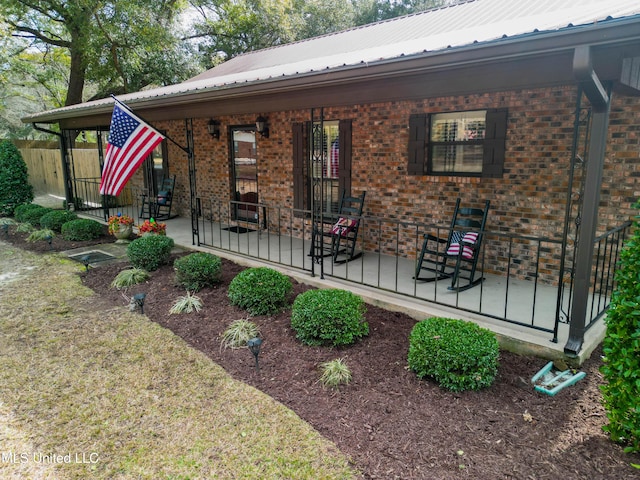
[140,175,176,221]
[414,198,490,291]
[310,190,366,264]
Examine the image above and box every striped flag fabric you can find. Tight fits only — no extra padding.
[99,102,165,196]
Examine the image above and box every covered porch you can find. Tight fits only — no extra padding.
[70,182,630,364]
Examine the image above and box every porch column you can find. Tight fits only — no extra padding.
[565,47,611,356]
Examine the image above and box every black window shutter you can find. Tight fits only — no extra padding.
[482,108,508,178]
[408,113,427,175]
[292,122,306,211]
[338,119,352,196]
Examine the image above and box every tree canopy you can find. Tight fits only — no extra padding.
[1,0,446,138]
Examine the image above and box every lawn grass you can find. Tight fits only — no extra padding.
[0,243,356,479]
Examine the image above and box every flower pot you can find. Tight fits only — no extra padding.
[113,225,133,243]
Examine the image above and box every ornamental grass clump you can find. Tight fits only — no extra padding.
[220,319,260,350]
[61,218,105,241]
[407,317,499,392]
[170,291,203,314]
[174,252,222,292]
[228,267,292,316]
[111,268,150,289]
[291,289,368,347]
[39,210,78,232]
[600,201,640,454]
[26,228,55,243]
[319,358,352,389]
[126,235,174,271]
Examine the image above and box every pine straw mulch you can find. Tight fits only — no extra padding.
[5,227,640,480]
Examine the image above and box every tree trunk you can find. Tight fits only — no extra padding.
[65,46,86,106]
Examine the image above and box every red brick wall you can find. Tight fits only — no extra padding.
[131,85,639,282]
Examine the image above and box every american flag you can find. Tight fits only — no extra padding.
[99,102,165,196]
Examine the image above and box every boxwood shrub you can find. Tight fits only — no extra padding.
[13,203,39,222]
[228,267,292,316]
[126,235,175,271]
[291,289,368,347]
[408,317,499,392]
[61,218,105,241]
[174,252,222,291]
[40,210,78,232]
[21,206,54,227]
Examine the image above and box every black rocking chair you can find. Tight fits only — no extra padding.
[311,190,366,264]
[140,175,176,221]
[414,198,490,291]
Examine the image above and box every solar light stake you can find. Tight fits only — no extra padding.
[80,254,90,272]
[247,337,263,372]
[1,223,8,238]
[133,293,146,314]
[45,234,53,250]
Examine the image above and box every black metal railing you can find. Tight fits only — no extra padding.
[194,197,631,340]
[72,178,145,222]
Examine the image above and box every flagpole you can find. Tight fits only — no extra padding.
[110,95,191,155]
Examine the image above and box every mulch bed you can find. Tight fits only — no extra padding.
[4,227,639,479]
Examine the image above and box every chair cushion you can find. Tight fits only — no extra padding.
[446,232,479,259]
[157,191,170,205]
[330,217,357,237]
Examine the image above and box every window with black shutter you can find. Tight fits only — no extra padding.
[408,109,507,178]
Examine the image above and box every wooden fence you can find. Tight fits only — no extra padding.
[15,140,100,197]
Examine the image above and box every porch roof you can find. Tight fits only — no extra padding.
[24,0,640,128]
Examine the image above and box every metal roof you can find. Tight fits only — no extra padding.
[24,0,640,123]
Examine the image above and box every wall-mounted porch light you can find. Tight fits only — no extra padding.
[255,116,269,138]
[207,119,221,139]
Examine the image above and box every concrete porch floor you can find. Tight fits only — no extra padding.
[157,215,604,366]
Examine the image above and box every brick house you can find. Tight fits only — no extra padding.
[24,0,640,357]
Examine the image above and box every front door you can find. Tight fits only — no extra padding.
[231,128,258,222]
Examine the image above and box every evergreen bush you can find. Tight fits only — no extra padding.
[600,202,640,453]
[126,235,174,271]
[61,218,105,241]
[291,289,368,347]
[21,206,54,227]
[407,317,499,392]
[40,210,78,232]
[174,252,222,292]
[13,203,39,222]
[0,141,33,216]
[228,267,292,316]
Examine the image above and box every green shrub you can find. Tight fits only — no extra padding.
[126,235,174,271]
[601,202,640,453]
[407,317,499,392]
[290,289,368,347]
[61,218,105,241]
[13,203,39,222]
[21,206,54,227]
[39,210,78,232]
[228,267,292,316]
[174,252,222,292]
[0,141,33,216]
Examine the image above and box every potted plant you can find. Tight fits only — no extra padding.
[138,218,167,236]
[108,213,135,243]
